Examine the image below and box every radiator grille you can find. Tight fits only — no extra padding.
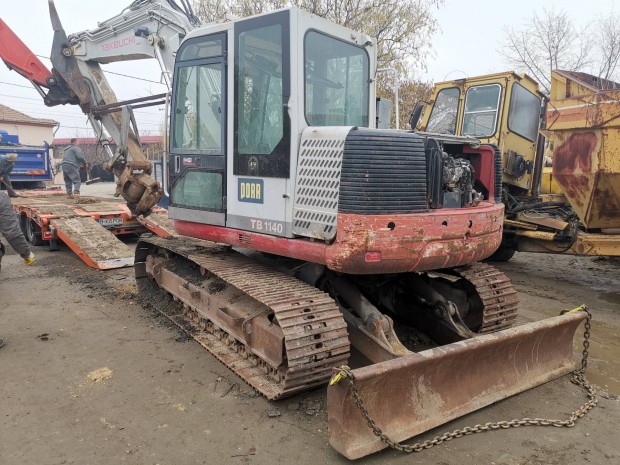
[338,129,428,214]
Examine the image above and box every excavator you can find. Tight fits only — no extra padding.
[414,71,620,261]
[0,1,591,459]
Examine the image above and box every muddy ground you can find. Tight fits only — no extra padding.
[0,241,618,465]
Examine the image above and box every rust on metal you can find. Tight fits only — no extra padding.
[325,202,504,274]
[553,132,596,174]
[327,311,587,459]
[548,70,620,229]
[136,236,350,399]
[454,263,519,333]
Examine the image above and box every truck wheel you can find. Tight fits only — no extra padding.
[25,218,45,246]
[486,244,516,262]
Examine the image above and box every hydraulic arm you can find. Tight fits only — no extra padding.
[0,0,201,214]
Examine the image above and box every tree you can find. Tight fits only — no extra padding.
[191,0,443,126]
[376,76,433,129]
[193,0,442,73]
[500,8,620,94]
[594,12,620,83]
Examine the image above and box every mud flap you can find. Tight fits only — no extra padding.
[327,311,586,459]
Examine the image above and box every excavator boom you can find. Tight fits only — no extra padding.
[0,19,53,88]
[0,0,201,214]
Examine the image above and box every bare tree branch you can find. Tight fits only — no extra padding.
[498,7,620,94]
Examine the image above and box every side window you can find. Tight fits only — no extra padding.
[426,87,459,134]
[508,83,541,141]
[237,24,283,155]
[304,31,369,127]
[462,84,501,137]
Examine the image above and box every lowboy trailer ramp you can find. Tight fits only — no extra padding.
[11,192,174,269]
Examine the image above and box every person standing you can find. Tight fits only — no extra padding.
[0,191,36,348]
[0,153,19,198]
[62,138,87,198]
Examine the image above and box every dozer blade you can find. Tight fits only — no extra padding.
[327,311,586,459]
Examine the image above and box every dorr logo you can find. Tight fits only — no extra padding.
[238,178,264,204]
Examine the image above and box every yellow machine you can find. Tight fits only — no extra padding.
[416,70,620,259]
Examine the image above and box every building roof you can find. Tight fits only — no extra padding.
[54,136,163,145]
[0,103,58,127]
[555,70,620,91]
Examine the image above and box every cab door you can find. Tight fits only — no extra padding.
[168,33,227,226]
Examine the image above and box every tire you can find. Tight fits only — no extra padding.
[486,244,516,262]
[25,218,45,246]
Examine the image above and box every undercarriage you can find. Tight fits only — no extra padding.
[135,236,521,399]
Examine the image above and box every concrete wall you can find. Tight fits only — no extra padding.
[0,123,56,145]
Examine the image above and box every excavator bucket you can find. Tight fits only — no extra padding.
[327,311,586,459]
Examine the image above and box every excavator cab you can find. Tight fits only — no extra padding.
[167,9,374,239]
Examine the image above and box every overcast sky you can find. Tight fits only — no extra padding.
[0,0,618,140]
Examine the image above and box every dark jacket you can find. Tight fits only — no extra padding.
[0,158,15,178]
[62,144,87,168]
[0,192,31,258]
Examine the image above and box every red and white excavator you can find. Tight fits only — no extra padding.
[0,1,592,459]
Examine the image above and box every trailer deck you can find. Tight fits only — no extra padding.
[11,192,175,269]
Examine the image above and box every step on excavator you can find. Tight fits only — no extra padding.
[0,2,591,459]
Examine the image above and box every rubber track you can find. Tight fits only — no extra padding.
[138,236,350,400]
[454,262,519,333]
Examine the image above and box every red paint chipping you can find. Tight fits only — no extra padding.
[173,202,504,275]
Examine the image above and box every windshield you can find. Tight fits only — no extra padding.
[426,87,459,134]
[172,35,225,153]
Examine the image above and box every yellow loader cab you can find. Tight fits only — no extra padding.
[416,72,546,194]
[416,70,620,259]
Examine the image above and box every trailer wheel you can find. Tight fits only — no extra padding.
[25,218,45,246]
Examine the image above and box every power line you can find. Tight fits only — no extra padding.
[0,81,35,89]
[33,53,167,85]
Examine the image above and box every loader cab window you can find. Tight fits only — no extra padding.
[304,31,369,127]
[462,84,501,138]
[426,87,459,134]
[234,11,291,178]
[508,83,541,141]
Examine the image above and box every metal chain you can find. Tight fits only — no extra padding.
[332,306,598,453]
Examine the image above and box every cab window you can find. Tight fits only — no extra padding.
[426,87,459,134]
[304,31,369,126]
[233,11,290,178]
[508,83,541,141]
[171,170,223,210]
[462,84,501,138]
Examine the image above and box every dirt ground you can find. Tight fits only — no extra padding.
[1,240,618,465]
